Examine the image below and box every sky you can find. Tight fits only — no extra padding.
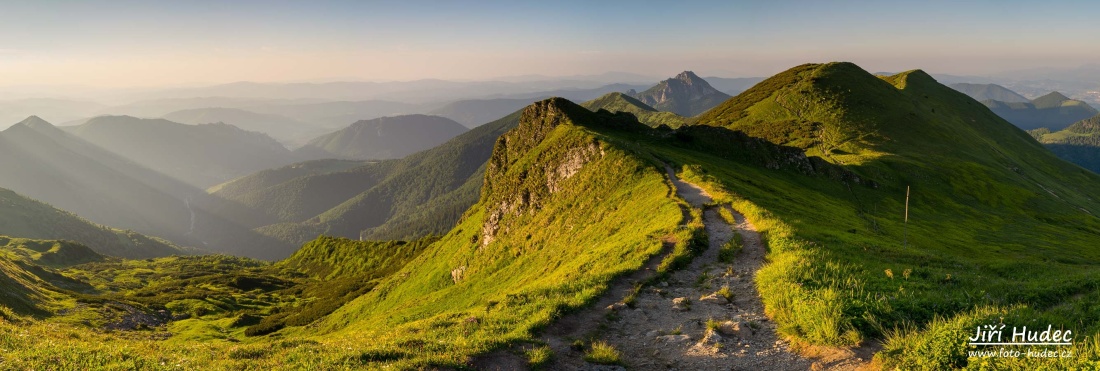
[1,0,1099,88]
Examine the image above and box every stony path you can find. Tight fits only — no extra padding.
[470,167,875,370]
[559,167,815,370]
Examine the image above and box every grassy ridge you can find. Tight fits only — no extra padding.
[581,92,687,128]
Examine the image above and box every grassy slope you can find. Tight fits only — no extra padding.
[581,92,686,128]
[0,256,67,317]
[0,236,106,267]
[0,188,181,259]
[691,62,1100,368]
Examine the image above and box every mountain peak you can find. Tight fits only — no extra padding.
[884,69,939,90]
[674,70,702,82]
[632,71,731,116]
[1038,91,1070,102]
[18,115,54,129]
[1030,91,1095,113]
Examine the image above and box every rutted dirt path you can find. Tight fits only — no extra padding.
[470,167,875,370]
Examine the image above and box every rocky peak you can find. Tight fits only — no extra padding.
[632,71,731,117]
[674,71,704,85]
[478,97,606,247]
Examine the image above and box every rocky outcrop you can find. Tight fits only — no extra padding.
[632,71,732,117]
[479,99,607,247]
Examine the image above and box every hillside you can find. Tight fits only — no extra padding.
[1029,113,1100,173]
[217,111,522,246]
[161,107,331,147]
[0,116,293,260]
[279,236,434,281]
[983,91,1099,130]
[0,236,106,267]
[693,62,1100,369]
[0,254,69,316]
[948,82,1030,103]
[66,115,299,188]
[632,71,732,117]
[581,92,686,128]
[296,114,468,160]
[0,187,181,259]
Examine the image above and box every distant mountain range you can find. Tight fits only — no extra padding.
[295,114,469,160]
[0,116,293,260]
[982,91,1098,130]
[161,107,328,147]
[631,71,732,117]
[65,116,300,188]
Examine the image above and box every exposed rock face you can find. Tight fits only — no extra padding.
[479,98,606,247]
[548,141,603,193]
[451,265,466,283]
[632,71,732,117]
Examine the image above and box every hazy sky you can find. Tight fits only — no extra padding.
[1,0,1098,87]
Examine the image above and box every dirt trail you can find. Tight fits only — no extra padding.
[471,167,874,370]
[547,167,814,370]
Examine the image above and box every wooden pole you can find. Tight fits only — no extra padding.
[904,186,910,247]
